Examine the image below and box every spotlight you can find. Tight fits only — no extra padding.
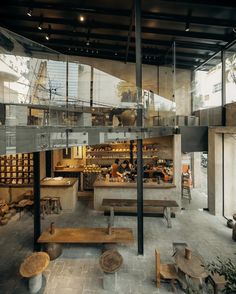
[38,14,43,30]
[115,52,118,56]
[185,22,190,32]
[45,25,51,40]
[86,39,90,46]
[27,8,32,17]
[79,15,85,22]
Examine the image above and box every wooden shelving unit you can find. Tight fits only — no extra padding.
[0,153,34,185]
[85,143,168,166]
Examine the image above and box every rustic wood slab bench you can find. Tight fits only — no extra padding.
[102,198,179,228]
[38,227,134,244]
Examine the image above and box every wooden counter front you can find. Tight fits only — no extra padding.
[41,178,78,212]
[54,168,84,172]
[94,181,176,189]
[93,180,180,211]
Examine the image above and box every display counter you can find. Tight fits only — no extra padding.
[93,180,179,211]
[41,178,78,212]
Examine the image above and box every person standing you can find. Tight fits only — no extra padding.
[111,159,119,177]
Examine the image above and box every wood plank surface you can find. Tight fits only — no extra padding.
[40,178,78,187]
[102,198,179,208]
[38,227,134,244]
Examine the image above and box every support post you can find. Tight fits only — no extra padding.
[130,140,134,164]
[90,67,94,107]
[45,150,52,177]
[33,152,41,251]
[135,0,143,255]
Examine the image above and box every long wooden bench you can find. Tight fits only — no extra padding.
[102,198,179,228]
[38,227,134,244]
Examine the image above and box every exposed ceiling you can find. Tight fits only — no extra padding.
[1,0,236,70]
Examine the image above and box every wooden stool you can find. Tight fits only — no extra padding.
[51,197,62,214]
[42,197,52,214]
[19,252,50,293]
[207,273,226,294]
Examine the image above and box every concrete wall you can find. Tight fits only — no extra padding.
[208,129,223,215]
[70,56,192,116]
[224,134,236,218]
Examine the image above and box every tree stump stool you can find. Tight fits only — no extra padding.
[51,197,62,214]
[99,249,123,291]
[19,252,50,293]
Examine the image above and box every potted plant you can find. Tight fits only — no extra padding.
[206,256,236,293]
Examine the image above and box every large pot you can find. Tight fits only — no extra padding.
[120,110,136,126]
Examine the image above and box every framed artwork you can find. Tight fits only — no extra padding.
[73,146,83,159]
[62,148,71,159]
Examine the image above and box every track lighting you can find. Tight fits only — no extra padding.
[38,15,43,30]
[27,8,32,17]
[45,25,51,40]
[185,21,190,32]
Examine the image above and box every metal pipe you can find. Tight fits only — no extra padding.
[135,0,144,255]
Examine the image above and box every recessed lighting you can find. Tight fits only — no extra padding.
[80,15,85,22]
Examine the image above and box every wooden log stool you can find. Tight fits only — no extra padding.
[99,249,123,291]
[42,223,62,260]
[51,197,62,214]
[19,252,50,293]
[42,197,52,214]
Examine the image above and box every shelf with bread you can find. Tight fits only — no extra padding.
[0,153,34,186]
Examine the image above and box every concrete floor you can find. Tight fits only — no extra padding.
[0,184,235,294]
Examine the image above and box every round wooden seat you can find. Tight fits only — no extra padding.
[99,249,123,273]
[20,252,50,278]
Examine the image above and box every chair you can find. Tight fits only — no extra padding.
[51,197,62,214]
[181,173,191,203]
[155,249,178,291]
[207,273,226,294]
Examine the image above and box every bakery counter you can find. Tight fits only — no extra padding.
[93,180,180,210]
[41,178,78,212]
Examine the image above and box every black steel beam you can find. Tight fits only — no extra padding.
[33,152,41,251]
[3,23,223,51]
[160,0,236,8]
[0,13,229,41]
[2,2,236,27]
[135,0,144,256]
[45,150,52,177]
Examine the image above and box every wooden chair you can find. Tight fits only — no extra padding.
[155,249,178,291]
[207,273,226,294]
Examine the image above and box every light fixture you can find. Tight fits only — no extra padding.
[185,9,191,32]
[233,28,236,33]
[38,15,43,30]
[185,21,190,32]
[45,25,51,40]
[86,38,90,46]
[115,52,118,56]
[27,8,32,17]
[79,15,85,22]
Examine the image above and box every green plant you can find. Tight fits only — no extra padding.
[207,256,236,293]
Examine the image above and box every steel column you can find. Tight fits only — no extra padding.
[33,152,41,251]
[135,0,143,255]
[45,150,52,177]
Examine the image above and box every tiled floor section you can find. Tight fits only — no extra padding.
[0,187,235,294]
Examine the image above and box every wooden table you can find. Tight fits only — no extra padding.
[102,198,179,228]
[38,227,134,244]
[174,248,208,279]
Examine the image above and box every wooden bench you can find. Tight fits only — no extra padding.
[102,198,179,228]
[38,226,134,245]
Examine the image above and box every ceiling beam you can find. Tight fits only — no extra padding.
[1,2,236,28]
[0,13,229,42]
[35,37,215,60]
[159,0,236,8]
[0,23,223,51]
